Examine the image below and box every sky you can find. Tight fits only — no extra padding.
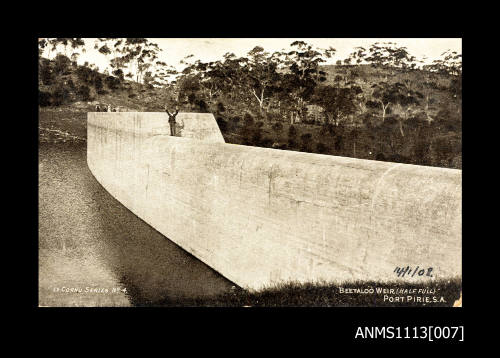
[150,38,462,69]
[43,38,462,74]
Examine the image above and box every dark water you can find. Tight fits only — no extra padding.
[38,142,234,307]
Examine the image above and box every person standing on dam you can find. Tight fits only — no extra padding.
[165,106,179,136]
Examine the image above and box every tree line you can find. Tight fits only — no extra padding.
[38,38,462,169]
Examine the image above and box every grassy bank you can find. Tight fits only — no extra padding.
[39,108,88,144]
[148,279,462,307]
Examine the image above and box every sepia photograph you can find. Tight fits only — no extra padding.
[38,38,462,308]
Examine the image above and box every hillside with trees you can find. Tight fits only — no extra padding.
[38,38,462,169]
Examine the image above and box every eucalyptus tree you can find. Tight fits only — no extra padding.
[271,121,283,142]
[94,38,125,76]
[69,38,86,56]
[277,41,335,122]
[189,60,226,103]
[424,50,462,100]
[417,56,439,121]
[348,42,418,88]
[425,50,462,76]
[348,46,368,65]
[182,53,251,106]
[371,81,421,136]
[47,38,85,58]
[38,39,47,58]
[348,42,421,124]
[177,57,222,104]
[94,38,162,83]
[152,60,178,88]
[54,53,71,75]
[371,81,397,123]
[118,38,161,83]
[210,53,250,101]
[242,46,281,113]
[70,53,79,65]
[364,42,417,70]
[312,85,359,126]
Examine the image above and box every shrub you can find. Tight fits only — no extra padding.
[413,137,431,165]
[187,93,196,105]
[260,137,273,147]
[405,112,429,131]
[320,122,335,136]
[77,85,91,101]
[240,114,258,143]
[39,91,52,107]
[255,111,265,122]
[451,155,462,169]
[266,111,283,122]
[434,109,461,132]
[300,133,312,151]
[217,102,226,113]
[272,122,283,132]
[105,75,121,90]
[93,76,104,92]
[432,136,453,164]
[229,116,241,131]
[112,69,124,81]
[54,54,71,75]
[360,113,375,128]
[243,113,254,126]
[67,79,75,90]
[316,142,328,154]
[216,117,228,132]
[333,135,343,152]
[51,85,70,106]
[300,133,312,141]
[375,153,386,161]
[40,63,54,85]
[251,128,262,144]
[388,154,411,164]
[76,66,93,84]
[195,99,209,112]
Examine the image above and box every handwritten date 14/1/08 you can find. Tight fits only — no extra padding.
[394,266,433,278]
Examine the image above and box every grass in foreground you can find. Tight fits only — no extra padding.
[147,278,462,307]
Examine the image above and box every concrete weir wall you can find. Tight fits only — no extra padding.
[88,112,462,291]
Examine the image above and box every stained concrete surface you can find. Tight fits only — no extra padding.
[88,113,462,291]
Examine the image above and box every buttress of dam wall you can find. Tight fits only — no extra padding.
[87,112,462,290]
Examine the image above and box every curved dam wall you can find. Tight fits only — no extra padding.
[88,112,462,291]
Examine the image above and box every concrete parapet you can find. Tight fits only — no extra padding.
[88,112,461,290]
